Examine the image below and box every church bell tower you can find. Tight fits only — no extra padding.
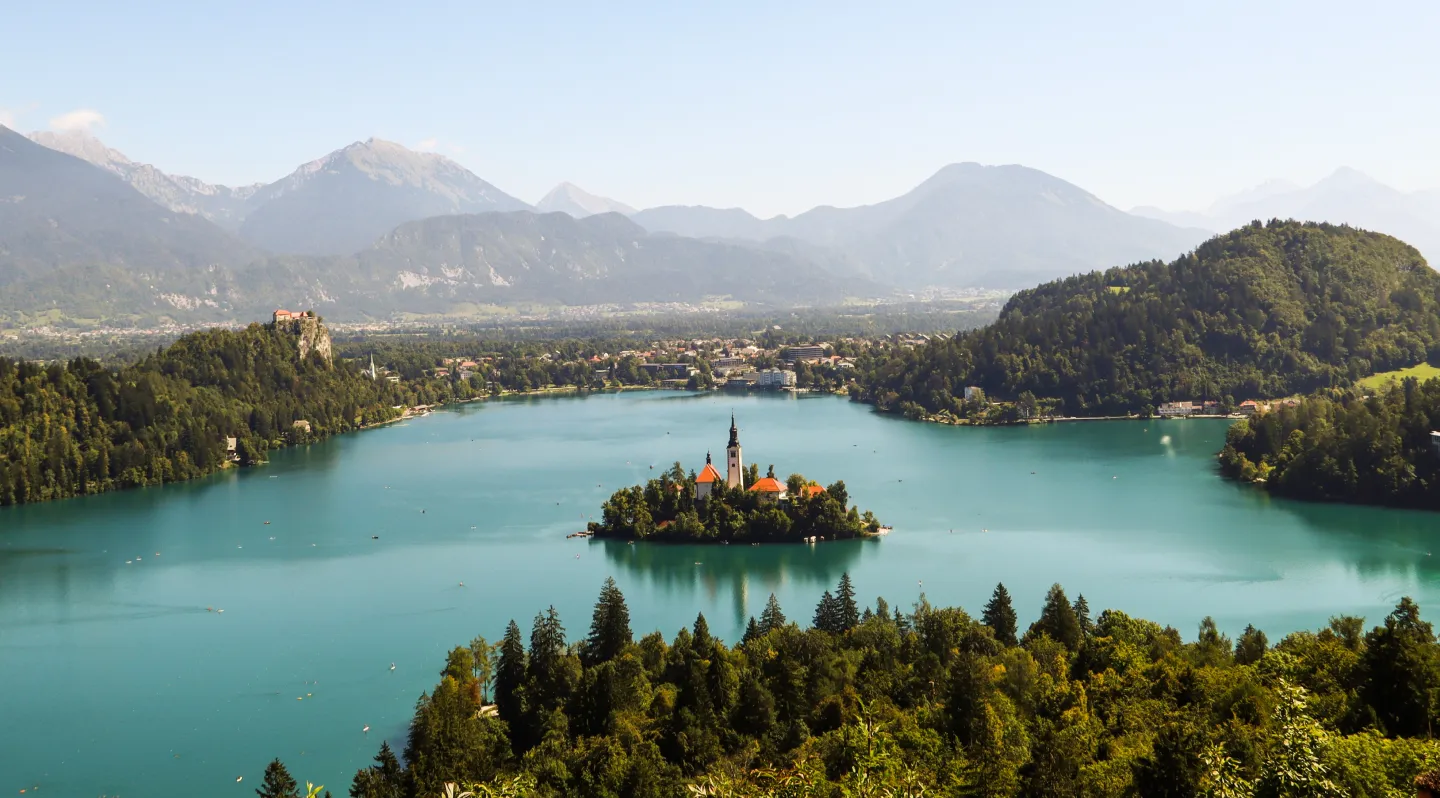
[726,414,744,489]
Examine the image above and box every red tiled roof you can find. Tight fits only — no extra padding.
[802,484,825,497]
[748,476,785,494]
[696,463,723,484]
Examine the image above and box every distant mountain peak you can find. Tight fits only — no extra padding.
[536,181,636,218]
[28,129,134,173]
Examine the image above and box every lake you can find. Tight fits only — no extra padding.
[3,391,1439,796]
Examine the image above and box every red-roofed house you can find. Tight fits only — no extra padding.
[695,453,723,501]
[273,309,299,323]
[748,474,787,504]
[801,484,825,498]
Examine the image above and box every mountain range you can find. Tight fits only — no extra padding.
[10,124,1436,328]
[1132,168,1440,262]
[631,163,1210,289]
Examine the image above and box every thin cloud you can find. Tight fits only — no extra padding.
[416,137,439,151]
[0,108,14,128]
[50,108,106,132]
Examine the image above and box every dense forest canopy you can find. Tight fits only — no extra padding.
[0,320,453,506]
[284,575,1440,797]
[587,463,883,543]
[857,221,1440,417]
[1219,376,1440,510]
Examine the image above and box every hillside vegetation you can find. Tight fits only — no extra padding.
[1219,377,1440,509]
[302,576,1440,797]
[0,320,418,506]
[859,221,1440,417]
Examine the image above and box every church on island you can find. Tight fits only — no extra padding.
[694,415,818,505]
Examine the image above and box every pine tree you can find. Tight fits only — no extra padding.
[1235,624,1269,665]
[875,596,890,622]
[835,572,860,632]
[692,612,713,654]
[982,583,1019,647]
[1073,594,1093,639]
[742,616,761,644]
[527,606,569,710]
[257,758,301,798]
[759,593,787,633]
[494,620,527,725]
[584,576,633,666]
[1028,583,1081,650]
[814,590,839,633]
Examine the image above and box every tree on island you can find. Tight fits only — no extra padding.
[588,464,885,544]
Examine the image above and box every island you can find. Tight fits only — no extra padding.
[587,415,887,542]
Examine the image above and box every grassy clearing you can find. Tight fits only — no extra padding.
[1358,362,1440,390]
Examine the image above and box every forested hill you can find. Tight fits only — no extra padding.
[858,220,1440,417]
[0,319,410,506]
[1219,377,1440,510]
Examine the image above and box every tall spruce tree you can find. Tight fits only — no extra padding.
[742,616,761,644]
[584,577,633,665]
[814,590,840,633]
[1361,597,1440,736]
[257,758,301,798]
[693,612,714,654]
[349,741,403,798]
[527,606,570,710]
[1235,624,1269,666]
[1073,594,1093,639]
[835,572,860,632]
[759,593,787,633]
[1029,583,1082,651]
[983,582,1019,647]
[494,620,527,725]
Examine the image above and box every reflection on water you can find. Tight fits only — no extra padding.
[599,538,871,629]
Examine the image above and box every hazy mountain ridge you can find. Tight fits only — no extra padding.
[0,126,257,291]
[536,182,636,217]
[0,131,865,325]
[632,163,1209,289]
[27,129,262,230]
[237,138,532,256]
[1131,168,1440,261]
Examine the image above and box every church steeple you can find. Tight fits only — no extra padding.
[725,414,744,489]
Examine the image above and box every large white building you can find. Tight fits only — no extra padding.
[756,368,797,388]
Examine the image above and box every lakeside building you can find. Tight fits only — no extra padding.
[963,386,982,400]
[1432,431,1440,456]
[756,368,797,388]
[1159,402,1197,417]
[783,345,826,363]
[1238,400,1260,415]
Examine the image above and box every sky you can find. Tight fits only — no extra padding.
[4,0,1439,218]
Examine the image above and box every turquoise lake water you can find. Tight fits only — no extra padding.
[3,391,1439,796]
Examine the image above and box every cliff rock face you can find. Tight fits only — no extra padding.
[276,314,333,364]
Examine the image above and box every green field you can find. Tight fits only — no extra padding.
[1357,362,1440,390]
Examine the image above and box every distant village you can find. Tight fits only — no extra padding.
[391,332,921,394]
